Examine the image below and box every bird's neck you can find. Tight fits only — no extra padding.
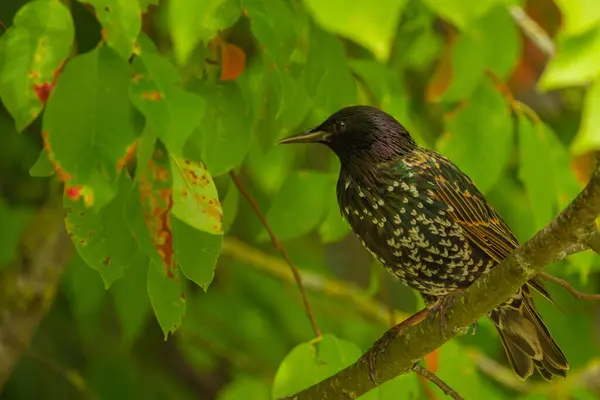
[339,148,413,187]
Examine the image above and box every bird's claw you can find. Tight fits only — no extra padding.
[427,289,463,340]
[361,324,407,384]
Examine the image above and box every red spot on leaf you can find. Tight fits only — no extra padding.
[34,82,54,105]
[180,292,186,300]
[242,7,247,16]
[66,185,84,200]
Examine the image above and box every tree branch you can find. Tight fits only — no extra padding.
[507,6,555,57]
[413,364,464,400]
[228,171,322,338]
[0,201,73,390]
[282,158,600,399]
[538,272,600,300]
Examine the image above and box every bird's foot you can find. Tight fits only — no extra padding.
[427,289,464,340]
[361,308,429,384]
[361,323,408,385]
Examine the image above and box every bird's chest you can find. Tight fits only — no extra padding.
[337,174,485,295]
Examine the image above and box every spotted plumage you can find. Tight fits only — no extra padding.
[278,105,568,381]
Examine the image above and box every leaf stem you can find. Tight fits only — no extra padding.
[228,171,322,339]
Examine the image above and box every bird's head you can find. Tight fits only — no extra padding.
[277,106,417,165]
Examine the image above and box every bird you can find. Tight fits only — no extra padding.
[277,105,568,382]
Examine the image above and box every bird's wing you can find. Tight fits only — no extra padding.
[419,151,552,301]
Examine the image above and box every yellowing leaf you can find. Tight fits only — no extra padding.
[554,0,600,36]
[539,28,600,90]
[303,0,408,60]
[0,0,74,132]
[170,156,222,234]
[571,79,600,155]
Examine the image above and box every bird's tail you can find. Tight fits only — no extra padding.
[490,284,569,381]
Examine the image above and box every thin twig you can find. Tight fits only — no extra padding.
[228,171,322,339]
[538,272,600,300]
[507,5,555,57]
[27,349,94,398]
[412,364,464,400]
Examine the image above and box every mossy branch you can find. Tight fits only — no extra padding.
[282,158,600,399]
[0,200,73,390]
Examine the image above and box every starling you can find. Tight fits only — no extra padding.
[278,105,568,381]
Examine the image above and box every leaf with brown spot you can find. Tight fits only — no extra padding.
[170,155,222,234]
[130,51,205,158]
[138,141,178,277]
[65,173,139,288]
[42,45,140,209]
[0,0,74,132]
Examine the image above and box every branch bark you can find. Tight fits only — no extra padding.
[282,158,600,399]
[0,200,73,390]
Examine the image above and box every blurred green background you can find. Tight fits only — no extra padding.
[0,0,599,399]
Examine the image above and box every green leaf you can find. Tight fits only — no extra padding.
[539,27,600,90]
[554,0,600,36]
[193,82,252,175]
[221,181,240,233]
[0,200,33,268]
[318,187,349,243]
[303,0,407,61]
[517,117,556,229]
[437,80,513,193]
[130,53,205,158]
[264,171,334,241]
[139,0,159,12]
[218,377,270,400]
[147,260,186,339]
[434,342,503,399]
[244,0,298,68]
[350,60,417,139]
[439,30,487,102]
[111,253,151,347]
[246,141,296,195]
[0,0,74,132]
[363,374,420,399]
[272,334,361,398]
[420,0,513,29]
[64,253,106,326]
[65,174,139,288]
[43,45,138,209]
[305,27,357,118]
[29,149,54,177]
[168,0,241,65]
[170,156,223,234]
[476,6,521,80]
[78,0,141,59]
[571,79,600,155]
[172,216,222,290]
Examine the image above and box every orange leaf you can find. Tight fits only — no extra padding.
[424,349,439,373]
[220,42,246,81]
[571,152,596,185]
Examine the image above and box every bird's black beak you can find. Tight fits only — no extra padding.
[277,128,331,145]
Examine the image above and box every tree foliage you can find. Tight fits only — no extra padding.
[0,0,599,399]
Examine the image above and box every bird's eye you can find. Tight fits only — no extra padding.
[333,121,347,134]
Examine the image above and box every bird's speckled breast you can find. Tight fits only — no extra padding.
[336,154,494,298]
